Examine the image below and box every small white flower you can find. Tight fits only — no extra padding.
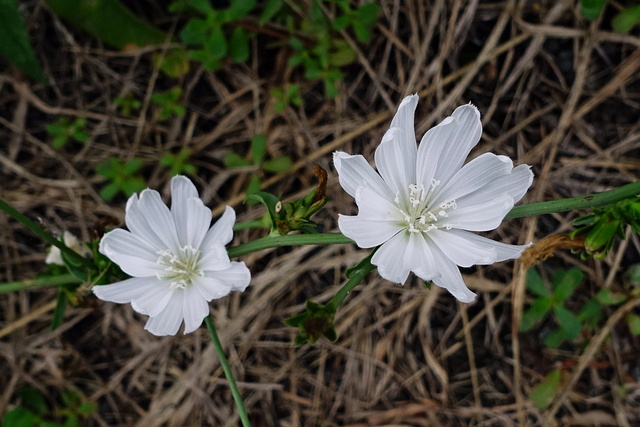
[334,95,533,302]
[45,231,90,265]
[93,175,251,335]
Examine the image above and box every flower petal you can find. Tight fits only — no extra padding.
[99,229,160,277]
[333,151,394,200]
[339,215,401,248]
[429,246,476,303]
[445,193,514,232]
[125,189,180,253]
[403,233,440,282]
[211,261,251,292]
[429,228,498,267]
[446,229,530,263]
[182,289,210,334]
[130,282,174,317]
[195,276,232,300]
[416,104,482,188]
[374,127,416,202]
[144,292,185,336]
[430,153,513,207]
[454,164,533,208]
[93,276,159,304]
[171,176,212,248]
[199,245,231,271]
[371,232,411,284]
[201,206,235,249]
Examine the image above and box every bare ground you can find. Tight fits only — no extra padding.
[1,0,640,426]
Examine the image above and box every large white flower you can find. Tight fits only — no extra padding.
[93,175,251,335]
[334,95,533,303]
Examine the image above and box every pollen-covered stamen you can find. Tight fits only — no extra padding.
[156,245,204,289]
[393,181,457,233]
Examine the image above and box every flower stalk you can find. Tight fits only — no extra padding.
[204,315,252,427]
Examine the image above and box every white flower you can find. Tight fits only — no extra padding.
[93,175,251,336]
[334,95,533,303]
[45,231,90,265]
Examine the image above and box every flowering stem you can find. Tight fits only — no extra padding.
[0,274,82,294]
[0,198,93,269]
[329,251,377,308]
[506,181,640,219]
[204,315,251,427]
[227,233,353,258]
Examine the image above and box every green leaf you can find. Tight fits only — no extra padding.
[626,313,640,336]
[596,289,627,306]
[99,182,119,201]
[356,2,380,26]
[205,25,227,60]
[352,20,372,43]
[51,289,68,331]
[262,156,293,173]
[244,174,261,203]
[577,299,601,330]
[227,0,256,20]
[526,268,550,297]
[250,134,267,165]
[1,407,40,427]
[228,27,250,62]
[520,297,552,332]
[45,0,169,50]
[0,0,47,83]
[259,0,282,25]
[332,15,350,31]
[224,151,250,168]
[529,369,561,409]
[17,387,48,415]
[180,19,208,45]
[553,305,582,339]
[581,0,607,20]
[551,267,583,304]
[612,5,640,33]
[188,0,214,15]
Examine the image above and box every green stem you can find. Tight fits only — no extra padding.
[0,198,93,269]
[204,316,251,427]
[0,274,82,294]
[329,254,377,308]
[506,181,640,219]
[227,233,353,258]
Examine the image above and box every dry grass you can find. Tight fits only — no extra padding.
[2,0,640,425]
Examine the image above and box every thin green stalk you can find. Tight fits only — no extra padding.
[227,233,353,258]
[330,257,376,308]
[204,316,251,427]
[0,198,93,269]
[506,181,640,219]
[0,274,82,294]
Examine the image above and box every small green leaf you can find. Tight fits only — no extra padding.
[17,387,48,415]
[250,134,267,165]
[0,0,47,83]
[180,19,208,45]
[551,267,583,304]
[205,25,227,60]
[332,15,350,31]
[51,289,68,331]
[577,299,601,330]
[529,369,562,409]
[259,0,282,25]
[520,297,552,332]
[263,156,293,173]
[612,5,640,33]
[581,0,607,20]
[526,268,550,297]
[352,20,372,43]
[553,305,582,339]
[544,328,568,348]
[596,289,627,306]
[356,2,380,26]
[244,174,261,203]
[224,151,250,168]
[228,27,250,62]
[1,407,40,427]
[626,313,640,336]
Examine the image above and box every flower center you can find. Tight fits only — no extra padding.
[156,245,204,289]
[394,180,457,233]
